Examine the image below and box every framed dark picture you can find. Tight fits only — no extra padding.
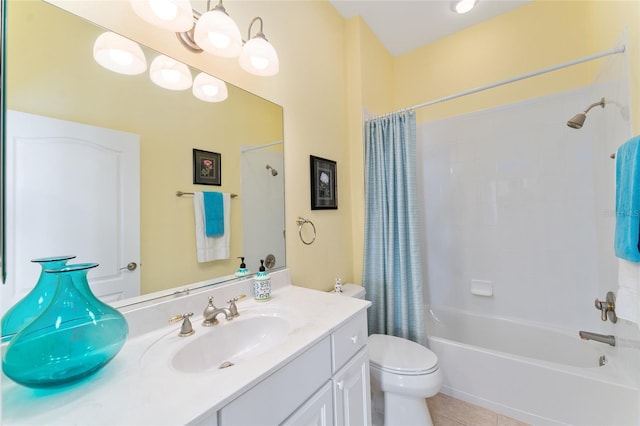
[310,155,337,210]
[193,149,221,186]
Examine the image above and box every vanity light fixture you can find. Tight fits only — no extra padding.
[93,32,147,75]
[193,0,243,58]
[130,0,194,32]
[192,72,228,102]
[149,55,193,90]
[453,0,479,14]
[129,0,279,76]
[239,17,279,77]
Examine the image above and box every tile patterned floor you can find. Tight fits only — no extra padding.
[426,393,530,426]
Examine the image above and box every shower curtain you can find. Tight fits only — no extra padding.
[363,111,426,345]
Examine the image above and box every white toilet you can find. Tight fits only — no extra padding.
[336,284,443,426]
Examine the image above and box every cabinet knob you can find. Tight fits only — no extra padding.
[350,335,358,344]
[336,380,344,390]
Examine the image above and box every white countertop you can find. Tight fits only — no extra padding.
[1,274,370,425]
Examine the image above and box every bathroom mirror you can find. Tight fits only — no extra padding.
[1,0,285,321]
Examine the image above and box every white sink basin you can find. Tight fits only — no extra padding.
[172,315,290,373]
[139,308,301,374]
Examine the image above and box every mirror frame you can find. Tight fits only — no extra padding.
[1,0,6,284]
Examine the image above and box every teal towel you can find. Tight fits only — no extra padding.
[203,192,224,237]
[615,135,640,262]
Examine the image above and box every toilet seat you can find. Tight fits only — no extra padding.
[368,334,439,376]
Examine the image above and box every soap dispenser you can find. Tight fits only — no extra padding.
[235,256,250,277]
[253,259,271,302]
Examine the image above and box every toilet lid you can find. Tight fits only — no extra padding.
[368,334,439,375]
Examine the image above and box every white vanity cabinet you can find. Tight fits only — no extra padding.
[332,348,370,425]
[218,310,371,426]
[1,280,372,426]
[281,382,335,426]
[330,310,371,426]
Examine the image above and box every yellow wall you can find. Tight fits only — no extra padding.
[7,0,282,294]
[345,16,395,285]
[32,0,640,295]
[393,1,640,127]
[45,0,354,291]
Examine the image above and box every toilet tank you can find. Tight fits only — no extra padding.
[334,283,366,299]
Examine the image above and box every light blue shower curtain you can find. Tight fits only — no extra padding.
[363,110,426,345]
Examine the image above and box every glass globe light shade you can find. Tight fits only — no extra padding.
[192,72,228,102]
[93,32,147,75]
[239,35,279,76]
[193,7,242,58]
[149,55,193,90]
[130,0,194,32]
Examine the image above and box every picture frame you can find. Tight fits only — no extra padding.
[310,155,337,210]
[193,149,221,186]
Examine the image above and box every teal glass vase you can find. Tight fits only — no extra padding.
[2,263,129,388]
[1,255,76,342]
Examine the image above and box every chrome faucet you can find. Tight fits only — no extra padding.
[579,330,616,347]
[202,296,231,326]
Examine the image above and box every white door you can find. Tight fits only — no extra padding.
[2,110,140,313]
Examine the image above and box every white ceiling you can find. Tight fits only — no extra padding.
[329,0,532,56]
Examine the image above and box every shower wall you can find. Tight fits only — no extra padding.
[417,81,631,332]
[240,144,285,272]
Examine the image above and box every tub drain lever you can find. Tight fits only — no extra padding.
[594,291,617,323]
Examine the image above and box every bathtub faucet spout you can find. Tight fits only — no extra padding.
[579,330,616,347]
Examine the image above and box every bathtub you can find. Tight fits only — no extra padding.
[426,306,640,425]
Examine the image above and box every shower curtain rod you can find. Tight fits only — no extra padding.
[374,45,626,119]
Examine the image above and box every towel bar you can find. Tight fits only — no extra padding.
[176,191,237,198]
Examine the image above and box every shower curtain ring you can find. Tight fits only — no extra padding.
[296,217,316,245]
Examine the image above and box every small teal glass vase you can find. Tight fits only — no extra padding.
[1,255,76,342]
[2,263,129,388]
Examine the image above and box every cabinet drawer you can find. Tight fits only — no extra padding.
[219,336,331,425]
[331,310,367,372]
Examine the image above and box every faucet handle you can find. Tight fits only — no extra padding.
[227,294,246,318]
[594,291,617,323]
[169,312,195,337]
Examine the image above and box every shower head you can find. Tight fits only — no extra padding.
[567,97,605,129]
[266,164,278,176]
[567,112,587,129]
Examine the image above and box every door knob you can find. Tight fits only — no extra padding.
[120,262,138,271]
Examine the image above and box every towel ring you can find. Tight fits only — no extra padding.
[296,217,316,245]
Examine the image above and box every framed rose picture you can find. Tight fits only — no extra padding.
[193,149,221,186]
[310,155,337,210]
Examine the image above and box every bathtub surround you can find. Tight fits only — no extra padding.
[616,259,639,324]
[418,50,639,422]
[363,110,426,345]
[426,306,638,425]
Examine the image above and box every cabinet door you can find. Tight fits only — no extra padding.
[281,382,334,426]
[333,348,371,426]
